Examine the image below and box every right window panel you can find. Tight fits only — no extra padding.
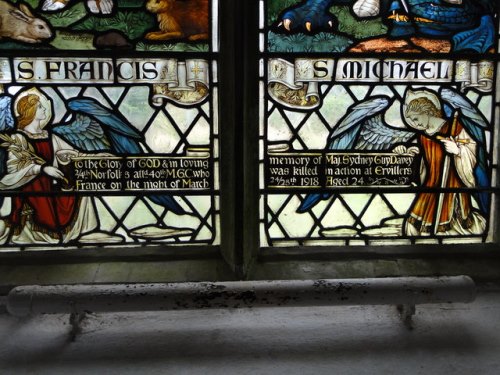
[259,0,499,247]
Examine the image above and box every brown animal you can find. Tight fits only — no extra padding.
[145,0,209,41]
[0,0,52,43]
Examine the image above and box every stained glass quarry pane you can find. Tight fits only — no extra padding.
[0,1,219,250]
[260,0,499,247]
[0,0,216,52]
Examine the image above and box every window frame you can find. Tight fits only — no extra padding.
[246,0,500,276]
[1,1,500,284]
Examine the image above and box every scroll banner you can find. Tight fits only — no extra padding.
[336,58,454,83]
[55,149,212,192]
[268,58,334,110]
[152,59,210,106]
[0,59,11,85]
[456,61,494,93]
[0,57,210,106]
[266,58,495,110]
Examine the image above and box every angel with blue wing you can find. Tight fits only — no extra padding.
[401,88,487,236]
[0,87,187,245]
[297,87,488,236]
[0,88,109,244]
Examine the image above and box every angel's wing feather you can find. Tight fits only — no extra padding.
[299,96,415,213]
[53,98,184,214]
[68,99,142,138]
[328,97,389,147]
[53,98,143,154]
[355,115,414,150]
[328,96,414,150]
[441,88,488,130]
[52,113,111,152]
[0,96,15,132]
[0,95,15,199]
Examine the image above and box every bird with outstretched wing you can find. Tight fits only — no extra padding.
[51,98,185,215]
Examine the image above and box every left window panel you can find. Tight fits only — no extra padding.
[0,0,220,249]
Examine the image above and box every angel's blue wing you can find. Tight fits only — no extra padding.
[327,97,390,150]
[328,97,414,150]
[52,98,184,215]
[298,96,415,213]
[52,98,141,153]
[52,112,112,152]
[66,99,142,154]
[441,88,490,215]
[0,95,15,207]
[0,96,15,132]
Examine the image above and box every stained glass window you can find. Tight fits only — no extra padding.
[1,0,499,259]
[0,0,220,249]
[260,0,499,247]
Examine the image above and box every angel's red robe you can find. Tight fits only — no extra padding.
[407,120,475,234]
[9,137,78,239]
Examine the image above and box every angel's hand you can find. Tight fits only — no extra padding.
[441,137,460,155]
[406,146,420,156]
[392,145,407,155]
[43,166,65,180]
[56,149,79,163]
[96,152,115,157]
[393,145,419,156]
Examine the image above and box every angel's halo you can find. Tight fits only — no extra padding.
[13,87,53,130]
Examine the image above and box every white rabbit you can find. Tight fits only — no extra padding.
[0,0,52,43]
